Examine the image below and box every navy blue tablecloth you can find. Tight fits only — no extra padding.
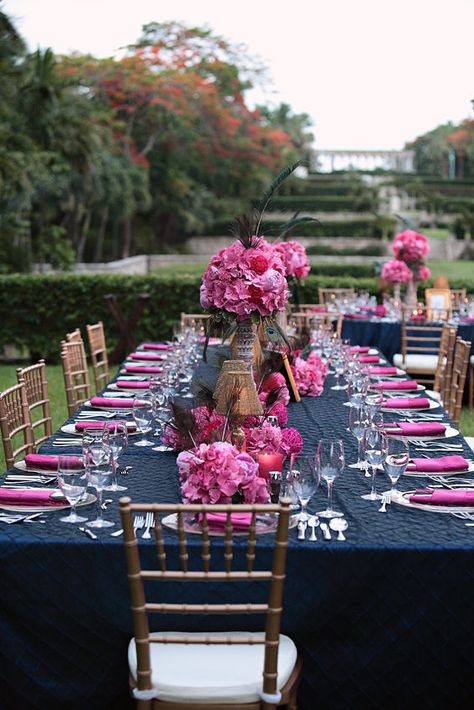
[1,355,474,709]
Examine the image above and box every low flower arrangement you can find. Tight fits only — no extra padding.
[273,240,310,281]
[291,352,327,397]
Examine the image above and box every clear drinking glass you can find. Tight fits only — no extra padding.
[103,421,128,492]
[289,455,320,522]
[132,394,155,446]
[331,354,346,391]
[348,405,371,469]
[316,439,345,518]
[365,390,384,421]
[383,437,410,497]
[86,447,115,528]
[361,427,388,501]
[57,456,88,524]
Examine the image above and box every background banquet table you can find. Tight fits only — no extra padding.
[1,356,474,710]
[341,318,474,363]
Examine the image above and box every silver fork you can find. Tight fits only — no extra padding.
[133,515,145,536]
[378,492,390,512]
[142,512,154,539]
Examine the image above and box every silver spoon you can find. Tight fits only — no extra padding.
[329,518,348,541]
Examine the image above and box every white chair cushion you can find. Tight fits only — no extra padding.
[128,631,297,704]
[470,355,474,365]
[464,437,474,453]
[393,354,439,373]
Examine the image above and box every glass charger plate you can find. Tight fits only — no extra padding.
[386,425,459,441]
[403,460,474,478]
[61,423,139,436]
[161,512,299,536]
[381,399,440,412]
[0,491,96,513]
[391,489,474,513]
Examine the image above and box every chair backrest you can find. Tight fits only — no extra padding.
[318,288,355,305]
[86,321,109,394]
[433,323,457,399]
[290,303,328,314]
[450,288,467,308]
[16,360,53,447]
[400,307,446,384]
[0,382,35,468]
[446,338,471,426]
[120,498,292,702]
[61,340,92,416]
[66,328,83,344]
[180,313,210,333]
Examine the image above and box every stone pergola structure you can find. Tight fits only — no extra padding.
[313,149,415,173]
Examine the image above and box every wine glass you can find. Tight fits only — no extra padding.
[288,455,320,522]
[383,437,410,498]
[56,456,88,524]
[361,427,388,501]
[86,446,115,528]
[316,439,345,518]
[331,351,346,391]
[103,421,128,492]
[132,394,155,447]
[365,390,384,421]
[348,405,371,469]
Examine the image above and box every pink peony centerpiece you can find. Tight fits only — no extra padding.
[291,354,326,397]
[381,259,413,284]
[177,441,269,504]
[243,420,303,458]
[273,240,310,280]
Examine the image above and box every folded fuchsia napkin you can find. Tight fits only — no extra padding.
[385,422,446,436]
[345,313,370,320]
[75,421,137,432]
[359,355,380,364]
[142,343,171,350]
[24,454,83,470]
[373,380,418,391]
[384,397,430,409]
[374,305,386,317]
[128,352,165,361]
[116,380,151,389]
[199,337,221,345]
[409,489,474,506]
[368,366,398,375]
[199,512,252,531]
[460,317,474,323]
[350,346,370,353]
[124,365,163,374]
[407,456,469,473]
[0,489,66,506]
[90,396,136,408]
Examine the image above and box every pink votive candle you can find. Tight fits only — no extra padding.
[258,453,284,480]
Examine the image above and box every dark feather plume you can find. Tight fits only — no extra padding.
[231,214,260,249]
[192,379,217,411]
[264,385,287,413]
[255,160,306,236]
[255,352,283,392]
[169,398,198,447]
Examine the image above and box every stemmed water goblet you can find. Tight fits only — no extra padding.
[288,455,320,522]
[361,427,388,501]
[365,389,384,422]
[132,393,155,447]
[383,437,409,499]
[56,456,89,524]
[316,438,345,518]
[103,421,128,492]
[348,405,371,470]
[86,444,115,528]
[331,348,346,391]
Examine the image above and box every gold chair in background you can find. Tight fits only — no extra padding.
[446,338,471,427]
[180,313,210,333]
[65,328,83,344]
[16,360,53,448]
[86,321,110,394]
[318,288,355,306]
[120,497,301,709]
[393,308,447,385]
[61,340,92,416]
[0,383,35,469]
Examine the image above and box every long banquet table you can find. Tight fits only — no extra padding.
[2,351,474,710]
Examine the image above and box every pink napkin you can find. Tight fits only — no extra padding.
[75,421,136,432]
[142,343,171,350]
[359,355,380,364]
[384,397,430,409]
[409,489,474,506]
[345,313,370,320]
[24,454,83,470]
[460,317,474,323]
[116,380,150,390]
[407,456,469,473]
[368,367,398,375]
[124,365,163,374]
[374,305,386,317]
[199,512,252,531]
[199,337,221,346]
[373,380,418,391]
[0,489,66,506]
[90,396,136,408]
[385,422,446,436]
[128,352,165,361]
[350,346,370,353]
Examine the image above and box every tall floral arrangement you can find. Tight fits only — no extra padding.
[273,240,310,281]
[391,229,431,282]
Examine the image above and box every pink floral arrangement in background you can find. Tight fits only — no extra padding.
[381,259,413,284]
[243,420,303,458]
[273,240,310,280]
[200,237,289,319]
[291,353,327,397]
[417,265,431,282]
[392,230,430,263]
[177,442,269,504]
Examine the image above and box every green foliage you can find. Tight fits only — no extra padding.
[205,217,393,238]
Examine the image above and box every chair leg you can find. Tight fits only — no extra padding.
[470,364,473,408]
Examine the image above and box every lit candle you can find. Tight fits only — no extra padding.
[258,453,284,480]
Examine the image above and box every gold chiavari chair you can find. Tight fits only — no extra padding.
[426,323,457,404]
[120,497,301,709]
[393,307,447,385]
[289,303,327,315]
[66,328,83,344]
[318,288,355,306]
[0,383,35,469]
[450,288,467,309]
[61,340,92,416]
[86,321,110,394]
[290,311,342,338]
[446,338,471,427]
[16,360,53,448]
[180,313,210,333]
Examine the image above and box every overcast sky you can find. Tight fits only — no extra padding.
[4,0,473,150]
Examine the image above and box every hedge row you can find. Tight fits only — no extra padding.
[207,218,393,238]
[308,263,377,277]
[257,195,374,212]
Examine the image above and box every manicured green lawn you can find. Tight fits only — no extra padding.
[429,260,474,281]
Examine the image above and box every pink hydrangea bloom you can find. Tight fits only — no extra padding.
[291,356,325,397]
[381,259,413,284]
[200,238,289,318]
[273,240,310,280]
[280,428,303,456]
[243,421,283,457]
[177,442,269,504]
[392,230,430,263]
[306,351,328,378]
[416,265,431,282]
[162,406,225,452]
